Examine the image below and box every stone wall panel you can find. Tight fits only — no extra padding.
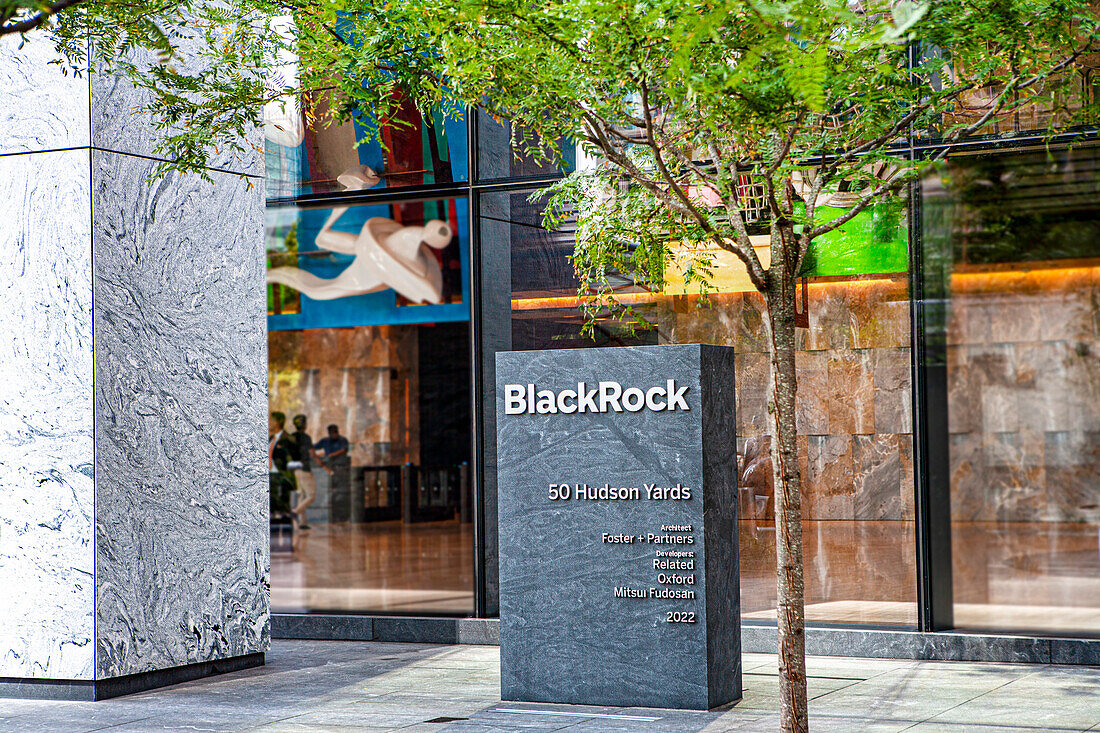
[92,150,268,678]
[0,149,94,680]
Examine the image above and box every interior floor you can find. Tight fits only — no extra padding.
[271,519,1100,634]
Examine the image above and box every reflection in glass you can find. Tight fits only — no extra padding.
[477,114,577,182]
[266,199,469,327]
[920,44,1100,138]
[266,92,467,199]
[268,167,455,305]
[924,144,1100,634]
[485,188,918,626]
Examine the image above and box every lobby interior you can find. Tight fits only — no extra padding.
[264,94,1100,639]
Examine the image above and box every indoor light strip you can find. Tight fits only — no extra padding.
[492,708,662,721]
[511,292,663,311]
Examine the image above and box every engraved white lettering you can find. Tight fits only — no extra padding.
[615,586,646,598]
[557,389,578,413]
[621,387,645,412]
[654,559,695,570]
[577,382,599,413]
[576,483,640,501]
[644,483,693,500]
[645,386,667,411]
[649,587,696,599]
[666,379,690,411]
[535,389,558,414]
[501,380,690,416]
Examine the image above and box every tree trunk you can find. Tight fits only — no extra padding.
[764,228,809,732]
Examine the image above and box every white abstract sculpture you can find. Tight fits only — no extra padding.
[267,165,453,304]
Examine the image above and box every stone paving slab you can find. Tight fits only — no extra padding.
[0,640,1098,732]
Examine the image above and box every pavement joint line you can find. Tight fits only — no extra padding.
[491,707,662,721]
[86,717,160,733]
[903,672,1032,728]
[898,721,1096,733]
[809,678,865,700]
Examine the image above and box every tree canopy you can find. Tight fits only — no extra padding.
[18,0,1098,311]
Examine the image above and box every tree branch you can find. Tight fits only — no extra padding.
[794,167,827,275]
[1,0,85,35]
[767,109,806,177]
[807,167,911,240]
[806,42,1093,249]
[941,43,1092,141]
[655,130,768,278]
[708,138,768,291]
[639,78,769,290]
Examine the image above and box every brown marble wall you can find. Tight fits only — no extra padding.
[268,326,421,466]
[655,266,1100,528]
[947,266,1100,524]
[656,275,915,523]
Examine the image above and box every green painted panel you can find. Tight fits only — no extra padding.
[800,200,908,277]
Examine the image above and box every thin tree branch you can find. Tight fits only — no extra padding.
[708,138,768,291]
[767,109,806,177]
[640,79,769,290]
[794,166,826,275]
[584,100,769,292]
[323,23,349,47]
[807,167,911,239]
[806,42,1093,246]
[581,118,695,217]
[941,44,1091,141]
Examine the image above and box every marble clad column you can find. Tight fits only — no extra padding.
[0,33,268,698]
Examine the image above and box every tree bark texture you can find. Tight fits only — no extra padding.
[764,225,809,733]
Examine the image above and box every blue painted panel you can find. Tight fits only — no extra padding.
[268,198,470,331]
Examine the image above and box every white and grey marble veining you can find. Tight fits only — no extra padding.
[0,34,90,154]
[90,30,264,177]
[91,149,269,679]
[0,149,95,680]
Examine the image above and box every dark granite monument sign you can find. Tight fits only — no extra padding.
[496,344,741,710]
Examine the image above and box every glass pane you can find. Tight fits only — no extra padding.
[266,198,473,615]
[915,44,1100,138]
[923,144,1100,634]
[477,114,576,182]
[266,95,467,199]
[486,187,918,626]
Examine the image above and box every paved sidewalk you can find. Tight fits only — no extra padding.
[2,640,1099,732]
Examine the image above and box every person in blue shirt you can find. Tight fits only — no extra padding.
[315,424,351,503]
[315,424,349,467]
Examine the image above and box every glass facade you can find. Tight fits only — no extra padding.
[266,193,474,615]
[489,188,917,626]
[266,100,1100,638]
[922,144,1100,634]
[267,95,467,200]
